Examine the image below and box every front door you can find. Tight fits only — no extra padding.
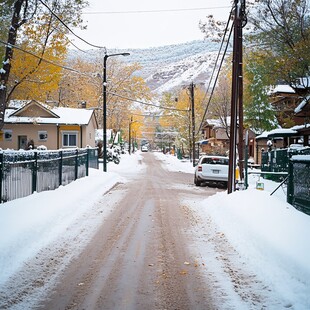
[18,135,27,150]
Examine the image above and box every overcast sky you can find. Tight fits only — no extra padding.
[72,0,233,50]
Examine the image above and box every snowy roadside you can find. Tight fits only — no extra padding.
[1,150,309,309]
[0,152,146,288]
[154,152,310,309]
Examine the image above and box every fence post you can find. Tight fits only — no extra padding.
[32,151,38,193]
[287,159,293,205]
[75,149,78,180]
[86,148,89,177]
[96,147,99,169]
[0,153,3,203]
[59,150,63,187]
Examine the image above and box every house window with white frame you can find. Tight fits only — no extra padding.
[38,131,48,141]
[62,131,78,147]
[4,129,12,141]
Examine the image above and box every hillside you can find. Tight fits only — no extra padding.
[69,40,230,94]
[115,40,229,93]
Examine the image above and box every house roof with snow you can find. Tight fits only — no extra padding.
[4,100,96,126]
[267,84,295,95]
[203,117,231,128]
[256,127,304,140]
[267,128,298,138]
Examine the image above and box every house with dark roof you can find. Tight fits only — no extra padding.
[0,100,98,150]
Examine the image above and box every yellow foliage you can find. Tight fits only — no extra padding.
[7,12,68,102]
[157,85,207,151]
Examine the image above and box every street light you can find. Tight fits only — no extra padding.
[103,52,130,172]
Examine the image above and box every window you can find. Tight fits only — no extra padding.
[4,130,12,141]
[201,157,229,165]
[62,132,78,147]
[38,131,48,141]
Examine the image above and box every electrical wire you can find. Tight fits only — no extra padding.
[0,39,186,113]
[108,91,189,112]
[83,6,231,15]
[196,7,234,134]
[38,0,104,49]
[197,23,233,133]
[0,39,181,113]
[0,38,84,74]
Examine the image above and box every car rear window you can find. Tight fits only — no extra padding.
[201,157,229,165]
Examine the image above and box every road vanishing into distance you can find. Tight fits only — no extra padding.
[2,152,278,309]
[42,152,219,309]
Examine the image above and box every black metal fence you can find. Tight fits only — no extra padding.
[0,148,98,203]
[287,156,310,215]
[261,147,310,181]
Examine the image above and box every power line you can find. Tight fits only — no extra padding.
[108,91,189,112]
[1,34,215,117]
[83,6,231,15]
[197,23,233,133]
[0,39,178,113]
[38,0,104,49]
[0,39,84,74]
[197,7,234,134]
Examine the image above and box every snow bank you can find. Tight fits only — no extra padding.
[200,189,310,307]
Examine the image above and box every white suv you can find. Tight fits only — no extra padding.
[194,155,229,187]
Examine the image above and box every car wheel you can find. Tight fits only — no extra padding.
[194,176,201,186]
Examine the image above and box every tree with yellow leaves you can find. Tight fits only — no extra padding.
[158,85,206,156]
[54,53,152,140]
[6,0,88,103]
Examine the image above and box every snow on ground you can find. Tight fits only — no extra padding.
[153,150,195,174]
[0,151,309,309]
[154,151,310,309]
[0,152,145,287]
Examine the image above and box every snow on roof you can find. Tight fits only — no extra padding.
[294,95,310,114]
[52,107,94,125]
[291,154,310,161]
[267,128,298,137]
[256,127,300,140]
[255,131,270,140]
[5,101,94,125]
[206,119,222,126]
[197,139,209,145]
[291,123,310,131]
[7,100,30,109]
[206,117,230,128]
[267,84,295,95]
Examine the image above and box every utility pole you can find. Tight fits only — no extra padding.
[228,0,247,193]
[190,82,196,167]
[129,116,132,154]
[237,0,246,185]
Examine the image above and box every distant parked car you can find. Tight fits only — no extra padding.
[194,155,229,187]
[141,145,148,152]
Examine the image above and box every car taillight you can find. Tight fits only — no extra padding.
[198,165,202,171]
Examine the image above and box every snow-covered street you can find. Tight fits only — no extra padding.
[0,151,309,309]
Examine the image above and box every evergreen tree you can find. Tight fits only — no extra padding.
[244,54,278,133]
